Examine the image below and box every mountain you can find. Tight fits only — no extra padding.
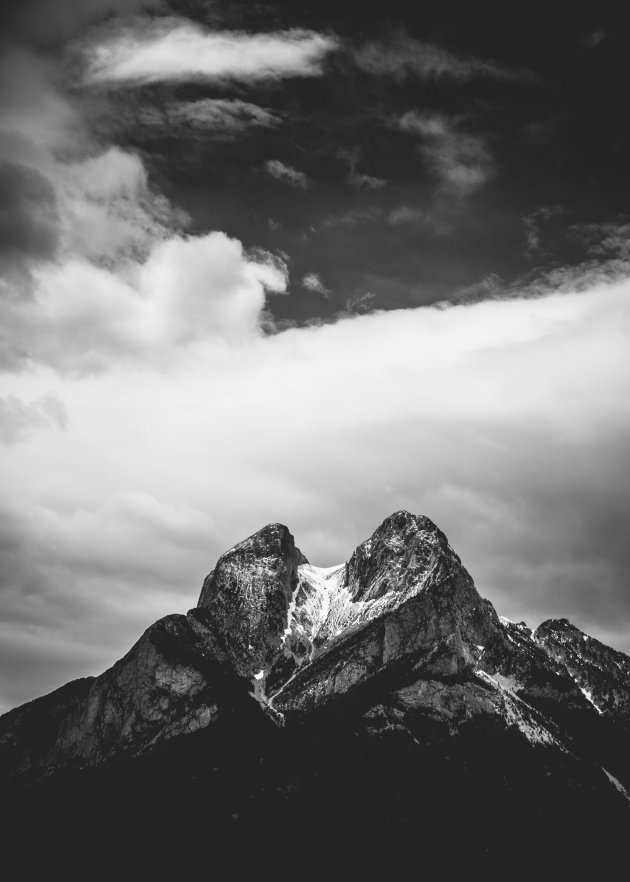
[2,512,629,874]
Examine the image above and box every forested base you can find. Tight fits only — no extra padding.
[3,705,628,879]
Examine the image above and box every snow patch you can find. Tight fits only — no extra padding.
[580,686,603,714]
[603,768,630,804]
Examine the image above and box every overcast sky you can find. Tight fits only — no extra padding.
[0,0,629,713]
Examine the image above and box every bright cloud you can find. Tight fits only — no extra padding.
[1,232,287,373]
[85,21,339,86]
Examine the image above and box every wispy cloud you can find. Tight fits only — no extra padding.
[522,205,564,257]
[84,20,339,87]
[583,29,607,49]
[354,29,537,83]
[573,219,630,261]
[265,159,309,190]
[139,98,281,135]
[350,172,387,190]
[387,205,452,235]
[398,112,492,196]
[302,272,331,298]
[338,146,387,190]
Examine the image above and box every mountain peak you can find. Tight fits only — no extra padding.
[345,510,457,603]
[195,522,307,679]
[536,617,575,634]
[374,509,441,535]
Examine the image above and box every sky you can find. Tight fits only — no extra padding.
[0,0,629,713]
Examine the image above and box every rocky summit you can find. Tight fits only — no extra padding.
[2,512,629,872]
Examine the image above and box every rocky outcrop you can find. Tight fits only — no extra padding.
[0,614,226,778]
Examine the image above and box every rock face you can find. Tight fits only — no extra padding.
[196,523,307,679]
[1,510,630,858]
[0,614,226,778]
[269,511,502,715]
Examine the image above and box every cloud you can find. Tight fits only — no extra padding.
[354,29,537,83]
[387,204,452,235]
[0,49,185,307]
[140,98,281,134]
[0,159,59,294]
[521,205,564,257]
[0,394,67,444]
[1,273,629,709]
[84,20,339,87]
[349,172,387,190]
[584,29,607,49]
[0,232,287,372]
[338,147,387,190]
[572,219,630,262]
[0,49,287,374]
[512,219,630,297]
[58,146,184,266]
[398,112,493,196]
[265,159,309,189]
[302,272,331,298]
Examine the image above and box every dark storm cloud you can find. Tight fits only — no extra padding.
[0,160,59,294]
